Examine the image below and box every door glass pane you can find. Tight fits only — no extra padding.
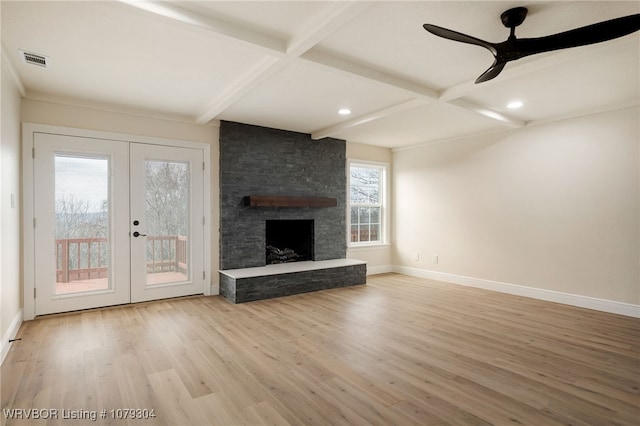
[54,154,110,295]
[145,160,189,285]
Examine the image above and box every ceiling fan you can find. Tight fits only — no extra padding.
[423,7,640,83]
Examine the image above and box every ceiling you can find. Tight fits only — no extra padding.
[2,1,638,149]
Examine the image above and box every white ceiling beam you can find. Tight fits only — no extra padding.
[196,56,282,124]
[440,37,638,103]
[286,2,374,57]
[302,48,527,135]
[118,0,525,132]
[311,99,427,140]
[195,2,374,124]
[116,0,286,55]
[440,52,577,102]
[302,49,439,101]
[448,99,525,128]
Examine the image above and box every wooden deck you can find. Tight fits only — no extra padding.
[55,272,188,294]
[55,236,187,285]
[3,273,639,425]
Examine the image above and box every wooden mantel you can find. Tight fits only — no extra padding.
[243,195,337,208]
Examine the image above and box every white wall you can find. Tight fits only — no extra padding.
[1,52,24,362]
[393,107,639,307]
[11,98,638,319]
[21,98,221,291]
[346,142,393,274]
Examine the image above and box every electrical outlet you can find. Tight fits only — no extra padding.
[414,252,420,261]
[433,255,438,264]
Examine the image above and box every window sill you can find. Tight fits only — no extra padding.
[348,243,391,252]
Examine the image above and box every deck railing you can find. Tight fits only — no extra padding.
[55,235,187,283]
[147,235,188,275]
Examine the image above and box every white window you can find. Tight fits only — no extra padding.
[348,161,387,246]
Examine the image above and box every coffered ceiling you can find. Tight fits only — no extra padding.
[2,1,638,148]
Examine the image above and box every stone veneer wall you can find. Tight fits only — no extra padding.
[220,263,366,303]
[219,121,347,270]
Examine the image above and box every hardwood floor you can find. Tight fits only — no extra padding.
[2,273,639,425]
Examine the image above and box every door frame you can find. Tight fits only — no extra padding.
[22,123,212,320]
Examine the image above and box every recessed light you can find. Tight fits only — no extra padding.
[338,108,351,115]
[507,100,524,109]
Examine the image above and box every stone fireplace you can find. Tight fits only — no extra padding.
[265,219,314,264]
[218,121,366,303]
[219,121,347,270]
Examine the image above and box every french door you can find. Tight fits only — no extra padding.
[33,133,204,315]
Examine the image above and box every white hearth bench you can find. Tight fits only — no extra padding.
[219,259,367,303]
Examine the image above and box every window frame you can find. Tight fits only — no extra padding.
[347,160,389,248]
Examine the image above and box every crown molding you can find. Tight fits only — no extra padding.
[391,127,510,153]
[24,91,220,127]
[526,99,640,128]
[391,99,639,152]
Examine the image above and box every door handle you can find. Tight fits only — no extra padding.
[132,231,147,237]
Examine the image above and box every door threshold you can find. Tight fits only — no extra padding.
[34,294,205,319]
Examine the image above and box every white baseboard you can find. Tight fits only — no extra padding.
[1,309,23,365]
[392,266,640,318]
[367,265,393,275]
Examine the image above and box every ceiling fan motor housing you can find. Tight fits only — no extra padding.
[501,7,528,28]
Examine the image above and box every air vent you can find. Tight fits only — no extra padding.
[19,50,49,68]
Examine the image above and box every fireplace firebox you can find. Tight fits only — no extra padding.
[265,220,314,265]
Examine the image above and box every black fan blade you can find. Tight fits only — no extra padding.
[510,13,640,58]
[423,24,497,55]
[475,61,507,83]
[425,12,639,84]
